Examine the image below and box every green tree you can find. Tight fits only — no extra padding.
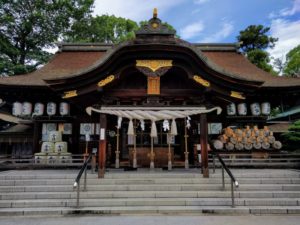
[246,49,273,73]
[65,15,139,44]
[281,120,300,150]
[237,25,278,73]
[0,0,94,76]
[283,45,300,77]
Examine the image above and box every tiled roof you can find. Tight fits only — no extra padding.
[0,43,299,88]
[202,51,300,87]
[0,51,105,86]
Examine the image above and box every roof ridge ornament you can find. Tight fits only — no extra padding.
[153,8,158,18]
[135,8,175,36]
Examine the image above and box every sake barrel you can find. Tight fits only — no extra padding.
[48,131,62,142]
[268,135,276,144]
[250,103,261,116]
[59,102,69,116]
[256,136,264,143]
[225,142,234,150]
[226,103,236,115]
[244,143,253,150]
[241,137,248,144]
[54,142,68,153]
[41,142,55,153]
[230,136,237,144]
[12,102,22,116]
[244,128,251,137]
[235,129,243,137]
[261,102,271,115]
[213,139,224,150]
[262,142,270,150]
[253,142,262,149]
[263,126,270,136]
[59,152,72,163]
[235,142,244,150]
[237,103,247,116]
[34,152,47,164]
[22,102,32,116]
[47,153,58,164]
[218,134,228,143]
[47,102,56,116]
[33,103,44,116]
[273,141,282,150]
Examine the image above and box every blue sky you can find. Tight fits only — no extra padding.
[93,0,300,64]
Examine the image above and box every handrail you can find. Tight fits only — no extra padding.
[214,153,239,187]
[210,149,239,208]
[73,154,92,208]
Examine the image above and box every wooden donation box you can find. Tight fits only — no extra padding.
[129,147,174,167]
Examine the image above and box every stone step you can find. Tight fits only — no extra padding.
[1,169,299,180]
[1,198,299,208]
[1,183,300,192]
[2,191,300,200]
[1,177,299,186]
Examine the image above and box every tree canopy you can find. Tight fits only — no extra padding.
[0,0,94,76]
[283,45,300,77]
[237,25,278,73]
[65,15,139,44]
[281,120,300,150]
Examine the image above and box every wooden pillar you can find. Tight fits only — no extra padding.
[33,120,40,154]
[72,120,80,154]
[98,114,107,178]
[200,113,209,178]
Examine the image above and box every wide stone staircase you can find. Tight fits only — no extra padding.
[0,169,300,216]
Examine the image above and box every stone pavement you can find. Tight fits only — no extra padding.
[0,215,300,225]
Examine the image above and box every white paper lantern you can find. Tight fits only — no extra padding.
[12,102,22,116]
[250,103,261,116]
[33,103,44,116]
[226,103,236,115]
[22,102,32,116]
[47,102,56,116]
[261,102,271,115]
[59,102,69,116]
[237,103,247,116]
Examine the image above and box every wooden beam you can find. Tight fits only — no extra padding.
[98,114,107,178]
[200,113,209,178]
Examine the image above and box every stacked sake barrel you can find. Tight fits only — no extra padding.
[213,126,282,151]
[34,131,72,164]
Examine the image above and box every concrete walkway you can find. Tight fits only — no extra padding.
[0,215,300,225]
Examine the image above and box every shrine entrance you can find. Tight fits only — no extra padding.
[87,106,221,177]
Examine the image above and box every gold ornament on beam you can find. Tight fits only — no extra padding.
[230,91,246,99]
[136,60,173,72]
[97,75,115,87]
[193,75,210,87]
[62,90,77,99]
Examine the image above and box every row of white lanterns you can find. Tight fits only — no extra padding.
[12,102,70,117]
[227,102,271,116]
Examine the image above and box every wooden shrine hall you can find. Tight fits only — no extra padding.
[0,9,300,177]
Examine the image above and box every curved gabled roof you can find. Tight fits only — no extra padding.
[1,42,299,89]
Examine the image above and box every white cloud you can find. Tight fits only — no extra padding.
[268,0,300,18]
[93,0,185,22]
[267,19,300,62]
[194,0,210,4]
[199,21,234,43]
[180,21,205,39]
[279,0,300,16]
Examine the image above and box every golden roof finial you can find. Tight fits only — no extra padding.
[153,8,158,18]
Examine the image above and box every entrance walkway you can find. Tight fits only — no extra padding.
[0,215,300,225]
